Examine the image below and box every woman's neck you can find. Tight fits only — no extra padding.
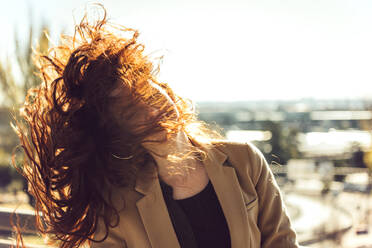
[142,131,206,189]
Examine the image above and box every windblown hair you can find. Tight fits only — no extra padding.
[12,6,219,248]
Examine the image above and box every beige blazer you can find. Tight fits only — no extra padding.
[91,141,299,248]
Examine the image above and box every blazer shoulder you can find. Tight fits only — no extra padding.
[211,139,264,160]
[211,140,266,184]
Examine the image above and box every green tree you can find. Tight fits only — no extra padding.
[0,22,50,204]
[0,23,49,108]
[261,121,301,165]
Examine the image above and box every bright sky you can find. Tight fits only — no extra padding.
[1,0,372,102]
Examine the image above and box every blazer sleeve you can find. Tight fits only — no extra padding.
[247,143,299,248]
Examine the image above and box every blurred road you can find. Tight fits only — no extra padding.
[338,192,372,248]
[283,180,371,248]
[285,192,352,246]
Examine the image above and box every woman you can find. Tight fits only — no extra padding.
[14,6,299,248]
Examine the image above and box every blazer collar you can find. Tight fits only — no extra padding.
[134,143,250,248]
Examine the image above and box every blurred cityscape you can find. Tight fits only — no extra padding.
[196,99,372,248]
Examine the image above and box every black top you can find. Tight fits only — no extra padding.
[160,180,231,248]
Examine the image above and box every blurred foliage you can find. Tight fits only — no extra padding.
[364,150,372,171]
[0,22,50,193]
[259,121,301,165]
[0,23,49,107]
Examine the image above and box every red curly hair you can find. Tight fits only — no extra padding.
[12,5,220,248]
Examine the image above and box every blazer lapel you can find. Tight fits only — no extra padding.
[135,163,181,248]
[203,146,251,248]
